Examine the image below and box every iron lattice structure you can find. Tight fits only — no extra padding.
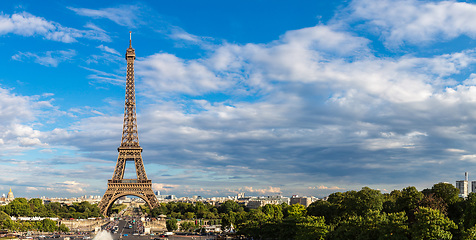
[98,35,159,216]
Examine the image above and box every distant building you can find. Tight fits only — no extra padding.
[472,181,476,193]
[290,195,313,207]
[237,193,245,199]
[456,172,469,198]
[6,188,14,202]
[164,195,176,200]
[237,195,289,209]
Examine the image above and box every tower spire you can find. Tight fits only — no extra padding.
[122,32,138,148]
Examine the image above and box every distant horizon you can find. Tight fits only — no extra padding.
[3,182,465,200]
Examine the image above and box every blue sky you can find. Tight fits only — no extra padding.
[2,0,476,198]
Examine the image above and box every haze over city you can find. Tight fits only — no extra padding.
[1,0,476,198]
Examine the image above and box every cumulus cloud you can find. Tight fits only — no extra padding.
[11,0,476,198]
[0,12,110,42]
[59,181,89,193]
[47,20,476,197]
[348,0,476,47]
[137,53,229,95]
[0,87,57,154]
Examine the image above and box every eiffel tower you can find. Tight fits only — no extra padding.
[98,33,159,216]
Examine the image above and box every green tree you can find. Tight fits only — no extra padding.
[221,211,236,231]
[183,212,195,219]
[462,224,476,240]
[330,210,408,240]
[307,200,339,224]
[166,218,178,231]
[0,211,10,221]
[1,218,14,230]
[29,198,47,216]
[464,193,476,229]
[295,216,328,240]
[150,205,166,217]
[218,200,243,214]
[429,182,459,206]
[379,212,410,240]
[180,221,196,232]
[262,204,283,221]
[382,190,401,213]
[333,187,384,217]
[418,193,447,215]
[110,204,126,214]
[396,186,423,213]
[58,224,69,232]
[39,219,58,232]
[237,209,268,237]
[411,207,457,240]
[6,198,32,216]
[286,204,307,219]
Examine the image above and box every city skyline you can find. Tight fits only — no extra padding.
[2,0,476,198]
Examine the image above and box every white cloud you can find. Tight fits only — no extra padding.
[0,12,110,42]
[309,186,345,190]
[13,0,476,197]
[169,28,202,43]
[68,5,141,27]
[81,67,124,86]
[239,186,281,194]
[12,49,76,67]
[97,45,120,55]
[447,148,466,153]
[0,87,61,156]
[152,183,180,191]
[137,53,229,95]
[26,187,39,191]
[59,181,89,193]
[349,0,476,47]
[137,24,476,105]
[363,131,428,151]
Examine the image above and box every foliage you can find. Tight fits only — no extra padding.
[110,204,127,214]
[395,186,423,214]
[2,183,472,238]
[462,224,476,240]
[142,184,476,239]
[179,221,197,232]
[150,201,219,220]
[427,182,460,206]
[330,210,408,240]
[411,207,457,240]
[166,218,178,231]
[0,199,102,232]
[0,217,69,233]
[4,198,32,217]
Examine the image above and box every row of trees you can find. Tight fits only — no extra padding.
[0,198,103,232]
[149,183,476,239]
[144,201,223,220]
[0,210,69,232]
[0,198,101,219]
